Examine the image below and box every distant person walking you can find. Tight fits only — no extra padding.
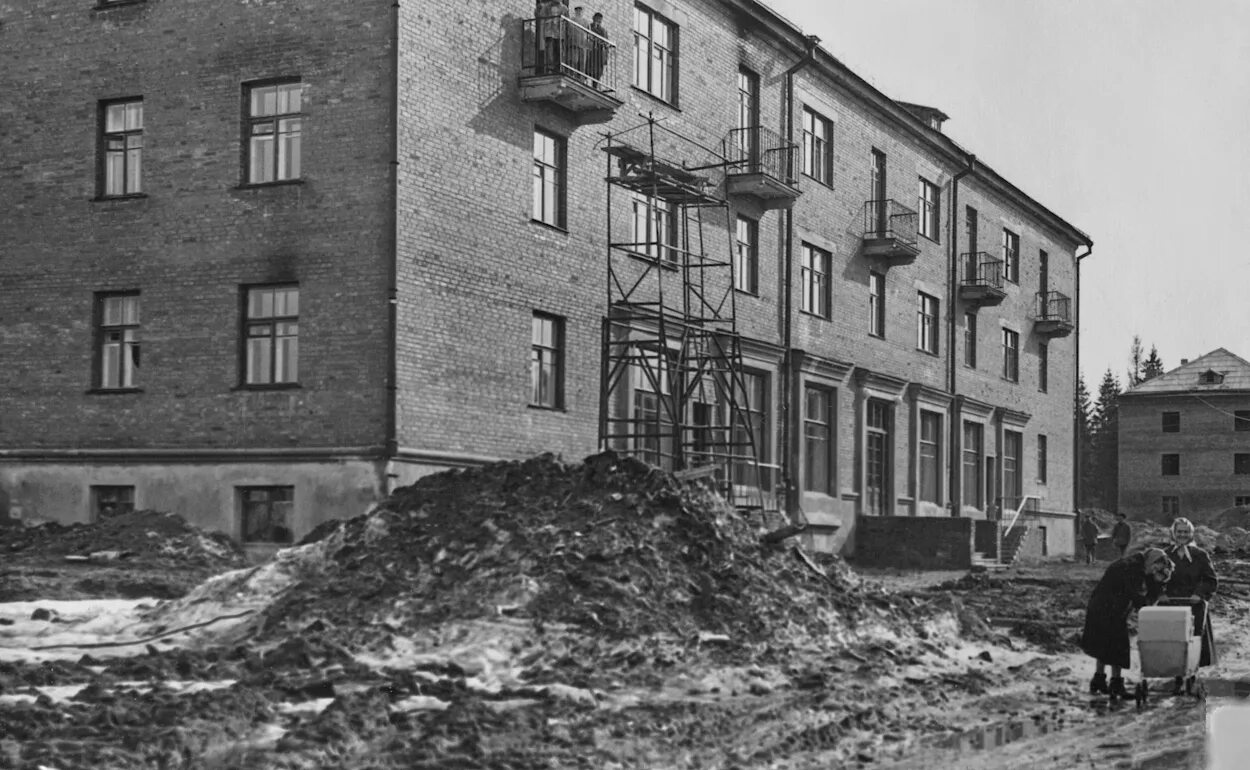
[1111,512,1132,558]
[1080,513,1101,564]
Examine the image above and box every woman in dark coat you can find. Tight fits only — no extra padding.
[1163,517,1218,692]
[1081,547,1174,698]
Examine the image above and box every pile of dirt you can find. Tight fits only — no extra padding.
[246,451,873,661]
[0,509,246,569]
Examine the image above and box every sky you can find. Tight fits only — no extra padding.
[761,0,1250,388]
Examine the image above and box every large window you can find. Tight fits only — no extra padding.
[868,271,885,338]
[918,411,942,504]
[243,285,299,386]
[1002,228,1020,283]
[1003,430,1022,509]
[531,312,565,409]
[918,177,940,240]
[865,400,891,515]
[633,5,677,103]
[803,386,835,494]
[1236,454,1250,475]
[96,292,140,390]
[964,312,977,368]
[1037,434,1048,484]
[962,422,983,509]
[1038,341,1049,393]
[100,98,143,197]
[801,107,832,184]
[631,192,676,262]
[240,486,294,544]
[532,129,566,228]
[1162,411,1180,433]
[800,243,831,318]
[245,81,302,184]
[734,216,758,293]
[90,485,135,521]
[1162,453,1180,476]
[732,371,769,485]
[917,292,939,354]
[1002,328,1020,382]
[633,351,672,466]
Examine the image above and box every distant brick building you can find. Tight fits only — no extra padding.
[1,0,1090,560]
[1119,349,1250,521]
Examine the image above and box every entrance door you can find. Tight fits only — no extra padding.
[865,399,890,515]
[870,149,887,232]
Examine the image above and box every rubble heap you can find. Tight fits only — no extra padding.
[249,452,867,656]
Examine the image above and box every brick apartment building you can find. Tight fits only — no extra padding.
[0,0,1091,560]
[1119,349,1250,522]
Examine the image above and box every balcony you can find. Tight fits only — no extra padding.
[1034,291,1074,337]
[519,16,622,124]
[958,252,1007,307]
[861,199,920,264]
[723,126,800,210]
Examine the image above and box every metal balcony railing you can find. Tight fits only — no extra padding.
[520,16,617,95]
[1035,291,1072,323]
[863,199,919,246]
[725,126,798,186]
[960,252,1005,289]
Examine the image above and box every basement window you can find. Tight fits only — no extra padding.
[91,485,135,521]
[240,486,294,544]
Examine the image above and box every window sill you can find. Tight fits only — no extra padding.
[234,179,304,191]
[233,383,303,392]
[630,86,680,111]
[801,173,833,190]
[1002,377,1020,385]
[94,0,146,9]
[86,387,144,395]
[917,348,940,357]
[527,404,567,413]
[625,251,678,270]
[800,311,831,321]
[869,332,885,340]
[530,219,568,235]
[91,193,148,203]
[919,233,940,244]
[734,288,760,297]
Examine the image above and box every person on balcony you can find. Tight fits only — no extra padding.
[1162,517,1217,694]
[587,12,609,85]
[1080,547,1174,699]
[537,0,569,76]
[567,6,588,80]
[1111,511,1132,557]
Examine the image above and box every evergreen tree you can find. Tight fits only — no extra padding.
[1090,369,1122,511]
[1127,335,1145,387]
[1142,345,1165,381]
[1076,374,1096,507]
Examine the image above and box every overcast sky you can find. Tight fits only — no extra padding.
[761,0,1250,388]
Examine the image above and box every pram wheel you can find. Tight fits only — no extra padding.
[1134,680,1149,707]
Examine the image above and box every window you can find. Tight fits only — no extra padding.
[734,216,758,293]
[918,411,942,504]
[96,292,140,390]
[1038,341,1049,392]
[631,192,676,262]
[1236,454,1250,475]
[800,243,831,318]
[1037,434,1048,484]
[1003,430,1022,509]
[245,81,302,184]
[532,129,566,228]
[1002,328,1019,382]
[1002,229,1020,283]
[1235,411,1250,431]
[1162,411,1180,433]
[868,271,885,338]
[963,312,977,368]
[918,178,940,241]
[99,98,143,197]
[243,285,299,386]
[803,386,834,494]
[801,107,832,184]
[865,400,892,515]
[1163,496,1180,517]
[1237,496,1250,508]
[917,292,939,354]
[1199,370,1225,385]
[633,5,677,103]
[90,486,134,520]
[962,422,983,509]
[531,312,564,409]
[1161,454,1180,476]
[240,486,294,544]
[732,371,769,485]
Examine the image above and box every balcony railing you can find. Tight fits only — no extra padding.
[519,16,621,121]
[723,126,800,210]
[1034,290,1074,337]
[861,199,920,262]
[959,252,1007,306]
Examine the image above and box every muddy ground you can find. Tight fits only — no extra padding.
[2,457,1247,769]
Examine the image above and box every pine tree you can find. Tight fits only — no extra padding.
[1127,335,1145,387]
[1076,374,1096,507]
[1090,369,1122,511]
[1142,345,1165,381]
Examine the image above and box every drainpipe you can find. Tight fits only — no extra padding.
[780,35,819,522]
[383,0,401,494]
[946,154,975,517]
[1073,244,1093,517]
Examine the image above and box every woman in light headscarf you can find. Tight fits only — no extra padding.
[1163,517,1218,693]
[1080,547,1174,699]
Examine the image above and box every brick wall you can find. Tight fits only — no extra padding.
[853,515,974,569]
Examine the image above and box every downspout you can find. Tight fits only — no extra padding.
[780,35,819,522]
[383,0,401,494]
[946,154,975,516]
[1074,244,1093,516]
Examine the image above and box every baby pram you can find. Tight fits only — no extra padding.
[1133,596,1207,705]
